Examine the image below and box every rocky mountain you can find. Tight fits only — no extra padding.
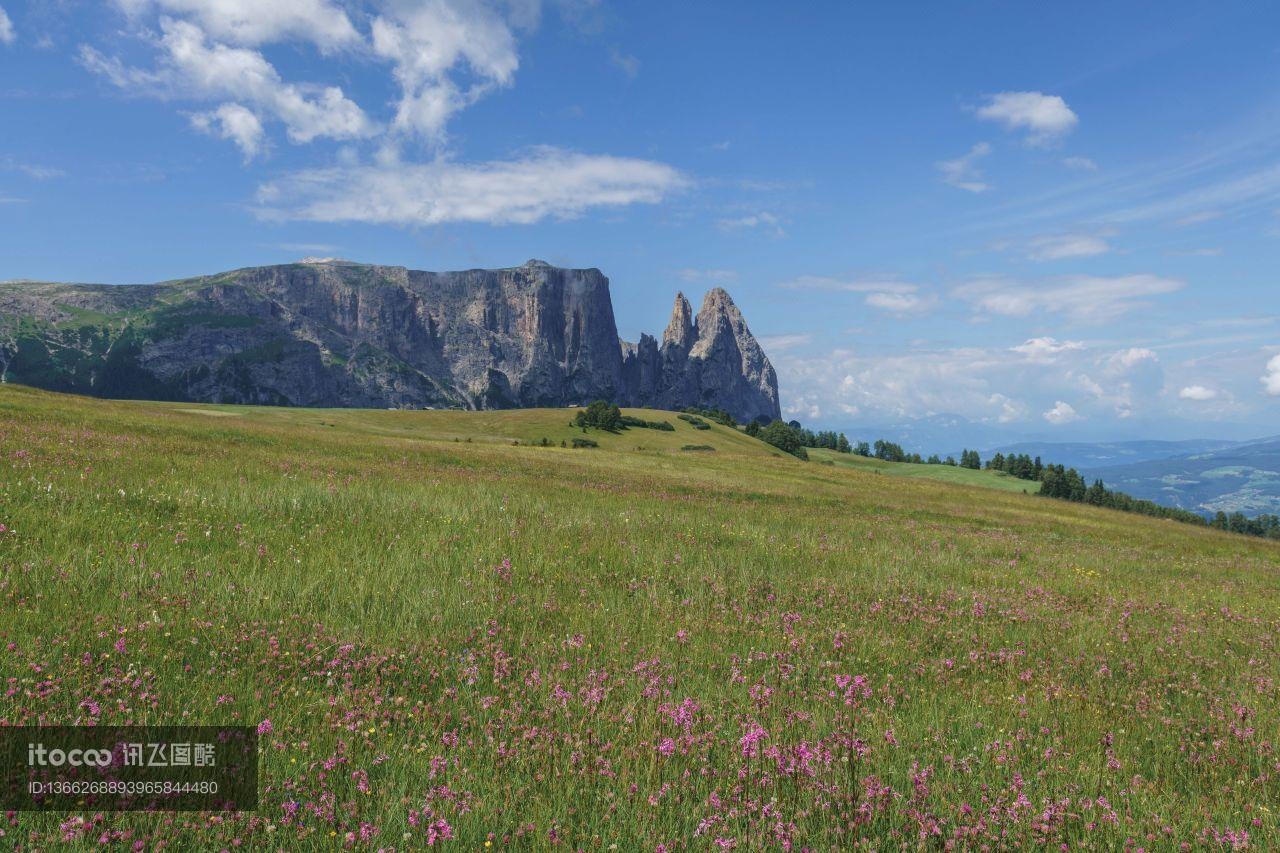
[0,259,781,422]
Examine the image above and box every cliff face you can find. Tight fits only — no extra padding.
[0,259,781,421]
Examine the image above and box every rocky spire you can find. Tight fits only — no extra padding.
[690,287,740,359]
[662,292,695,351]
[686,287,780,421]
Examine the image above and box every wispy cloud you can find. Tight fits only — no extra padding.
[1165,246,1222,257]
[1063,156,1098,171]
[0,5,14,46]
[759,334,812,351]
[954,273,1183,323]
[780,275,918,295]
[937,142,991,193]
[717,211,784,236]
[609,47,639,79]
[1024,233,1111,261]
[276,242,341,255]
[255,147,687,225]
[863,292,937,315]
[677,268,738,283]
[2,158,65,179]
[781,275,934,316]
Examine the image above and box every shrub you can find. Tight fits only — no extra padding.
[677,414,712,430]
[620,415,675,431]
[680,444,715,452]
[570,437,598,448]
[681,406,737,427]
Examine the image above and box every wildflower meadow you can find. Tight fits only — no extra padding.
[0,384,1276,849]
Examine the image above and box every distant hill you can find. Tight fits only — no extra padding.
[984,439,1243,471]
[1083,438,1280,516]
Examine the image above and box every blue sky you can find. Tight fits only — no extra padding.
[2,1,1279,442]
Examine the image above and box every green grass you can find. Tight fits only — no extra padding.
[0,383,1276,848]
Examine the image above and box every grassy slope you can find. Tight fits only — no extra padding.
[0,383,1277,848]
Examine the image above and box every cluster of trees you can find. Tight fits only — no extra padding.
[745,419,858,460]
[1210,512,1280,539]
[860,440,979,469]
[574,400,623,431]
[985,452,1043,481]
[870,439,908,462]
[752,420,810,460]
[576,401,674,432]
[798,426,852,453]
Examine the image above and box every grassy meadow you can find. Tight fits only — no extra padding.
[0,383,1277,849]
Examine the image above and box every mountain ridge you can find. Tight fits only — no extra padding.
[0,259,781,421]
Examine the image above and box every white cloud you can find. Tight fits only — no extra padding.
[370,0,520,141]
[190,102,265,159]
[84,18,375,144]
[954,273,1182,323]
[937,142,991,193]
[1263,354,1280,396]
[677,268,738,283]
[989,393,1028,423]
[771,334,1200,429]
[1043,400,1081,425]
[1098,347,1162,419]
[1025,233,1110,261]
[976,91,1078,145]
[1063,156,1097,171]
[1179,385,1218,401]
[1106,347,1158,373]
[85,0,537,152]
[115,0,361,50]
[255,147,686,225]
[1011,337,1084,362]
[0,5,14,45]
